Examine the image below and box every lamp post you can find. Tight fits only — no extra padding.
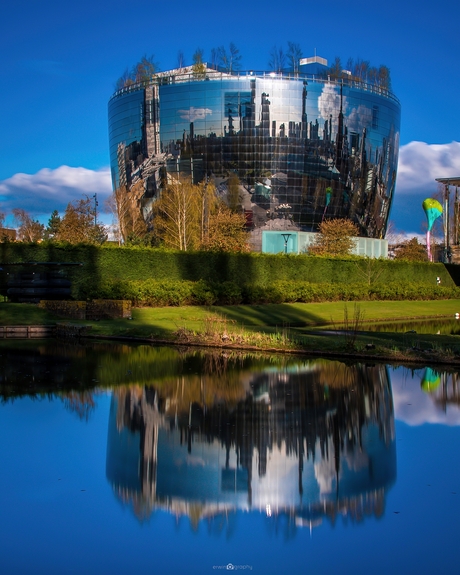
[435,176,460,262]
[281,233,291,254]
[92,193,98,226]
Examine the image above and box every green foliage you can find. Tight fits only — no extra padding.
[56,198,107,245]
[66,277,460,307]
[227,173,241,212]
[115,54,159,89]
[308,218,359,256]
[394,238,428,261]
[201,205,249,252]
[44,210,61,241]
[192,48,207,79]
[0,243,456,303]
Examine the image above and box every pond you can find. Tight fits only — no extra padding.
[365,316,460,335]
[0,341,459,575]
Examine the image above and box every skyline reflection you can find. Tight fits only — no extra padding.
[106,361,396,529]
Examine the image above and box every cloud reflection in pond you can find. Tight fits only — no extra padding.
[106,361,396,530]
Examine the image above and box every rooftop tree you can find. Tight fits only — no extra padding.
[287,42,303,74]
[268,45,286,73]
[192,48,206,79]
[217,43,242,73]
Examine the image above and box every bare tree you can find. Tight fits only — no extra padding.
[228,43,242,73]
[377,65,391,90]
[210,48,219,70]
[177,50,185,70]
[115,68,133,90]
[268,45,286,73]
[153,180,202,251]
[352,59,370,83]
[328,56,343,80]
[113,181,148,244]
[343,57,391,90]
[287,42,302,74]
[12,208,44,242]
[217,44,242,74]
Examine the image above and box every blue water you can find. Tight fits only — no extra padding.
[0,344,459,575]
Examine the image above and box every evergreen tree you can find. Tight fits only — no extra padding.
[44,209,61,240]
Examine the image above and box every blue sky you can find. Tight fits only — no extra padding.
[1,0,460,235]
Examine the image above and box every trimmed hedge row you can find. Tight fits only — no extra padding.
[0,243,455,301]
[83,278,460,306]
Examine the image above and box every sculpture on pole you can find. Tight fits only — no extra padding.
[422,198,443,261]
[322,187,332,221]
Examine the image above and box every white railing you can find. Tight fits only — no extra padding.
[110,70,399,105]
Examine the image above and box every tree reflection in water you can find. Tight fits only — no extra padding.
[106,358,396,532]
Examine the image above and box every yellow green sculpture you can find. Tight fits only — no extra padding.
[421,367,441,393]
[422,198,443,261]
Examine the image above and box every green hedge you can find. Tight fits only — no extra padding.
[78,278,460,306]
[0,242,455,301]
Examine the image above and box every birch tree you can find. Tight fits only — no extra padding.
[153,180,202,250]
[12,209,44,242]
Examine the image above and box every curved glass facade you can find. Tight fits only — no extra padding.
[108,70,400,241]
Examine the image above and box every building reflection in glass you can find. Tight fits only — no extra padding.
[106,360,396,528]
[108,69,400,244]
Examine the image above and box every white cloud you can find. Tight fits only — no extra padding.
[390,141,460,233]
[0,140,458,234]
[177,107,212,122]
[0,165,112,218]
[346,103,373,134]
[391,366,460,426]
[396,141,460,195]
[318,83,373,138]
[318,84,343,134]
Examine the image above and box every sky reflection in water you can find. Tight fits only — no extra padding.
[0,342,459,575]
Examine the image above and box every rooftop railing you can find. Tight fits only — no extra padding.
[110,69,399,106]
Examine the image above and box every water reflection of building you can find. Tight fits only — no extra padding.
[421,368,460,410]
[108,60,400,248]
[106,361,396,527]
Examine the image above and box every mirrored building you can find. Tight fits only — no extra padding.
[108,58,400,248]
[106,360,396,527]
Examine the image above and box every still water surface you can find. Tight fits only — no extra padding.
[366,316,460,334]
[0,341,459,575]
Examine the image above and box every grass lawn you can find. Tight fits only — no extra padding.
[1,299,459,334]
[1,299,459,333]
[1,300,460,364]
